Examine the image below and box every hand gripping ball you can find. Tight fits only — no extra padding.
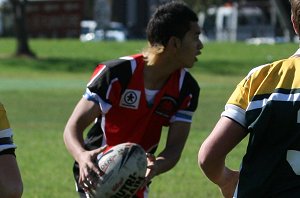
[90,142,147,198]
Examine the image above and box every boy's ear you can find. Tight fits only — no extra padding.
[168,36,181,49]
[291,14,299,35]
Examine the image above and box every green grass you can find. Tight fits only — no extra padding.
[0,38,298,197]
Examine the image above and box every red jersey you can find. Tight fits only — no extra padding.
[83,54,200,152]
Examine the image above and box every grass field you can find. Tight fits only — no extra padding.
[0,38,298,197]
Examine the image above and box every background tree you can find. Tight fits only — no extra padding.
[10,0,35,57]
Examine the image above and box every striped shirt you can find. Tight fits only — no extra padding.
[223,49,300,197]
[84,54,200,152]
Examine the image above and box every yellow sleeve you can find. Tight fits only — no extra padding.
[0,103,11,130]
[227,77,249,110]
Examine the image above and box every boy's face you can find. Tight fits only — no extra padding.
[176,22,203,68]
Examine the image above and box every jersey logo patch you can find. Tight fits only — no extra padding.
[155,96,177,118]
[120,89,141,109]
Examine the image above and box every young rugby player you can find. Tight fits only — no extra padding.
[64,1,203,197]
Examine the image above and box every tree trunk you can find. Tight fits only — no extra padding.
[11,0,35,58]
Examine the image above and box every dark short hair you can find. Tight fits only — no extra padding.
[146,1,198,47]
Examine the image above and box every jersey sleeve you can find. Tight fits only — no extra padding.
[0,104,16,155]
[221,77,249,127]
[83,58,133,114]
[221,64,269,127]
[171,71,200,123]
[83,63,112,113]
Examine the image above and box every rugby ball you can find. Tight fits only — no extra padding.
[90,142,147,198]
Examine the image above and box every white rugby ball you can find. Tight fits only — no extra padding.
[90,142,147,198]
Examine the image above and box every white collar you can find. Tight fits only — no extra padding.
[291,48,300,57]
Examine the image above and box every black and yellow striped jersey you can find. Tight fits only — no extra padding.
[222,50,300,197]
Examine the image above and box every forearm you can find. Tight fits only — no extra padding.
[0,155,23,197]
[154,148,181,176]
[199,153,239,198]
[198,152,227,186]
[154,157,177,176]
[63,98,101,162]
[153,122,190,176]
[198,117,246,185]
[63,123,86,163]
[198,140,240,193]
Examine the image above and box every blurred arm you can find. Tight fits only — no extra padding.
[0,154,23,198]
